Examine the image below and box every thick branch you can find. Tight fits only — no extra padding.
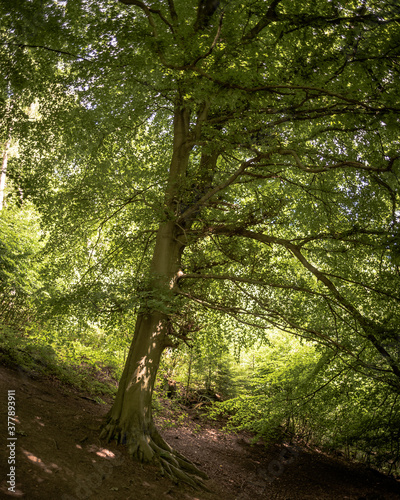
[277,148,398,173]
[192,13,223,66]
[179,150,274,221]
[119,0,158,36]
[242,0,281,40]
[287,244,400,381]
[167,0,178,22]
[187,71,399,113]
[208,226,400,381]
[194,0,220,31]
[180,272,326,298]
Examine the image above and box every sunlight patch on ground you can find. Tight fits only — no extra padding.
[22,449,59,474]
[202,429,220,441]
[0,484,24,497]
[87,444,116,458]
[34,416,45,427]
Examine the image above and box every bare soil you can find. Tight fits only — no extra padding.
[0,364,399,500]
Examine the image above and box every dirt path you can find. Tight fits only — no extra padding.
[0,365,399,499]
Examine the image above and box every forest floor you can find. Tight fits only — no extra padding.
[0,364,400,500]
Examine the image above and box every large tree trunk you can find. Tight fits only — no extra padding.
[101,107,209,488]
[101,222,208,487]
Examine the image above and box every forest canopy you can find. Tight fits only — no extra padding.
[1,0,400,485]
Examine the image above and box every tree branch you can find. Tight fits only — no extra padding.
[287,244,400,381]
[192,13,223,66]
[180,271,325,298]
[186,70,400,113]
[206,225,400,381]
[167,0,178,22]
[277,148,399,173]
[14,44,90,61]
[242,0,281,41]
[179,150,275,222]
[194,0,221,31]
[119,0,158,36]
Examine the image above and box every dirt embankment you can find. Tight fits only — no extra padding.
[0,365,399,500]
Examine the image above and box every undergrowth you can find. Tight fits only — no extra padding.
[0,324,120,396]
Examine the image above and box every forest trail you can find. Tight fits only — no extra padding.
[0,364,399,500]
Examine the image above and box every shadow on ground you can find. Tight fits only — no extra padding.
[0,365,399,500]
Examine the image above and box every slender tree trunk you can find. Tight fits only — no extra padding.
[185,347,193,403]
[0,140,10,210]
[101,106,209,487]
[206,349,212,392]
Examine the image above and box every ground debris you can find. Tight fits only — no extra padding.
[0,364,399,500]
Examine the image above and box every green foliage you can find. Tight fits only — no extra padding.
[1,0,400,479]
[210,331,400,475]
[0,320,122,396]
[152,390,190,430]
[0,200,44,330]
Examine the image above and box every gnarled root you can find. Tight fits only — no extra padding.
[100,416,209,490]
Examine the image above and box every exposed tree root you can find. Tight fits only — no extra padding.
[100,416,210,490]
